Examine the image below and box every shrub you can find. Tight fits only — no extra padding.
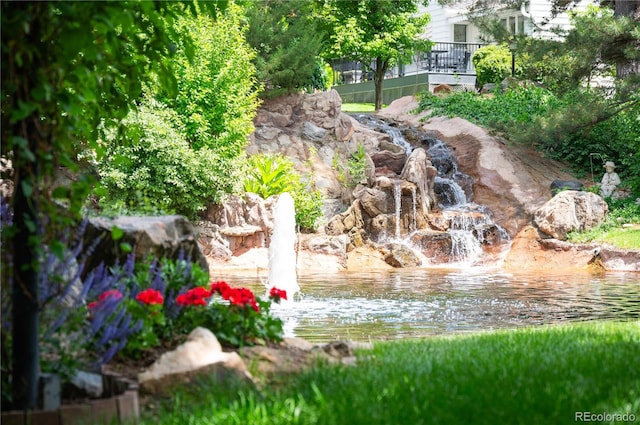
[96,100,230,219]
[416,87,639,196]
[472,44,522,88]
[243,153,324,232]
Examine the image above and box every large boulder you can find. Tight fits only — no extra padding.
[83,215,208,274]
[138,327,252,396]
[534,191,608,240]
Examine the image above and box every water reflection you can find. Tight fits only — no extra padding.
[235,270,640,343]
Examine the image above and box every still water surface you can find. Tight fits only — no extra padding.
[232,269,639,343]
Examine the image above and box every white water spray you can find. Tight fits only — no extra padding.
[268,193,299,299]
[393,180,402,239]
[410,185,417,233]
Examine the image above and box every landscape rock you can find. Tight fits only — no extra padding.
[138,327,252,396]
[400,147,438,213]
[534,191,608,240]
[302,121,328,142]
[370,150,406,175]
[83,215,208,275]
[383,242,422,268]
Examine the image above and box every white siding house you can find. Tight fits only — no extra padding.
[420,0,596,43]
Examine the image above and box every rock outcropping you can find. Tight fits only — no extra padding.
[534,191,608,240]
[83,215,208,274]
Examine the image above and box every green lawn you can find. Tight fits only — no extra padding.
[139,321,640,425]
[341,103,378,113]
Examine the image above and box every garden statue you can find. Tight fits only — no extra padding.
[600,161,621,198]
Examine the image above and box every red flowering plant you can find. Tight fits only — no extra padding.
[120,288,167,358]
[175,281,286,347]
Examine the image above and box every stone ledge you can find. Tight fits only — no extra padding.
[2,373,138,425]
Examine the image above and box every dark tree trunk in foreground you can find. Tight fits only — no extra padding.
[8,4,43,410]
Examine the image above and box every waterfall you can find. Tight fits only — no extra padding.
[410,185,417,233]
[394,180,402,240]
[449,230,483,264]
[353,114,413,154]
[434,176,467,207]
[268,193,299,299]
[351,114,510,267]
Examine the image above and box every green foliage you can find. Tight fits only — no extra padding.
[416,86,640,196]
[418,85,562,131]
[96,100,228,219]
[156,4,260,181]
[320,0,431,110]
[246,0,326,95]
[294,187,324,233]
[243,153,324,231]
[138,321,640,425]
[331,143,369,189]
[472,44,522,88]
[568,198,640,249]
[243,154,298,200]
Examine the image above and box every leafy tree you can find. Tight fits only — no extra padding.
[1,1,223,409]
[97,4,259,217]
[246,0,327,95]
[156,3,260,165]
[449,0,639,96]
[319,0,431,111]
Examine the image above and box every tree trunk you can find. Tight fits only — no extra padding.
[9,4,43,410]
[373,57,387,111]
[614,0,640,80]
[11,153,41,410]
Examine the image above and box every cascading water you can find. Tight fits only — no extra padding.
[410,186,417,233]
[353,114,510,266]
[355,114,413,154]
[393,180,402,239]
[268,192,300,298]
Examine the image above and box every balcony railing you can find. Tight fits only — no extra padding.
[331,42,487,85]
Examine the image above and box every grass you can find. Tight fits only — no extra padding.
[341,103,378,113]
[568,199,640,249]
[139,321,640,425]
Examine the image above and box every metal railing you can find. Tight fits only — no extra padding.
[331,42,487,85]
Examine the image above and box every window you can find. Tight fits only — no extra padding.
[504,15,526,34]
[454,24,467,42]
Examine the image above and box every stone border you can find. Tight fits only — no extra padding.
[2,373,139,425]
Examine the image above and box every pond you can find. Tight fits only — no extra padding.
[232,269,640,343]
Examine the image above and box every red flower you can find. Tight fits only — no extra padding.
[222,287,260,312]
[98,289,123,302]
[269,287,287,301]
[88,289,123,310]
[176,286,212,307]
[136,288,164,305]
[210,281,230,296]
